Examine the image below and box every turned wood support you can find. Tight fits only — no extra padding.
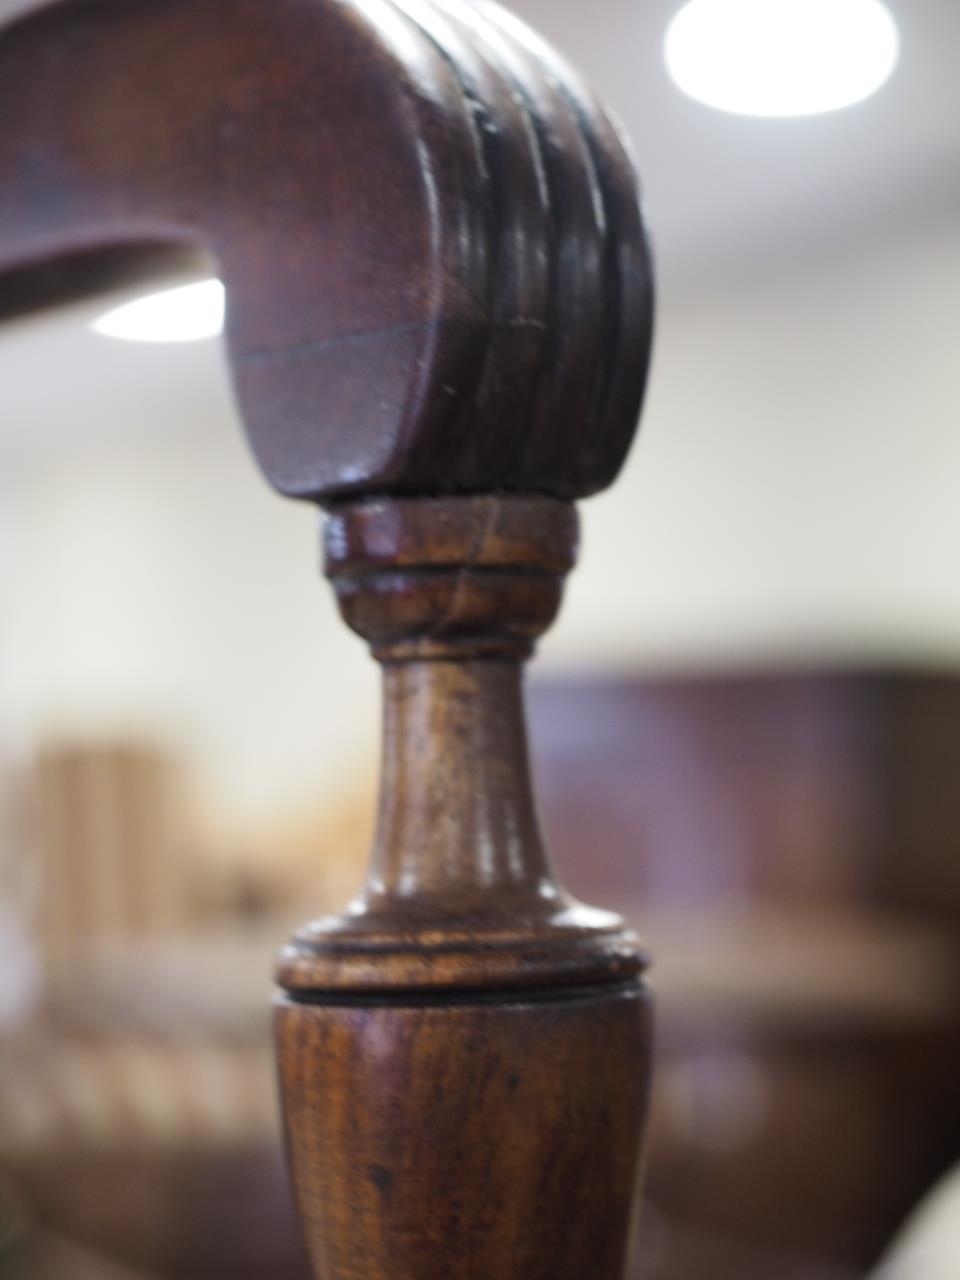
[0,0,655,1275]
[280,495,644,991]
[278,495,652,1276]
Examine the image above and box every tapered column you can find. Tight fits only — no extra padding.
[276,496,651,1278]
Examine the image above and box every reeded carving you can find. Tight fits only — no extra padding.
[0,0,653,501]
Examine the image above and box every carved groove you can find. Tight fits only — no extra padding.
[0,0,653,503]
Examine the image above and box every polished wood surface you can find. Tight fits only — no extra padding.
[0,0,653,501]
[0,1,654,1276]
[280,989,650,1280]
[276,495,652,1277]
[279,498,645,996]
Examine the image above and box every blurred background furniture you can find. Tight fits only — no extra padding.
[2,667,959,1278]
[533,670,960,1273]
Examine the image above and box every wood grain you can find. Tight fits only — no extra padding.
[274,494,652,1276]
[278,986,651,1280]
[0,0,653,501]
[0,1,655,1275]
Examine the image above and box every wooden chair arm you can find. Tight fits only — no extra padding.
[0,2,655,1276]
[0,0,652,501]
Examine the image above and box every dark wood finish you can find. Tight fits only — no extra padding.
[280,991,650,1280]
[530,669,960,919]
[0,0,652,501]
[529,671,960,1271]
[0,243,207,324]
[0,1,654,1277]
[279,498,644,995]
[277,495,652,1277]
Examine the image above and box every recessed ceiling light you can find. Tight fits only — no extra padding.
[92,278,225,342]
[665,0,900,118]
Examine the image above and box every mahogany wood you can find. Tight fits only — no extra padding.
[277,494,653,1277]
[0,1,655,1276]
[0,0,652,502]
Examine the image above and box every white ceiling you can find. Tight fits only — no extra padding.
[520,0,960,287]
[0,0,957,464]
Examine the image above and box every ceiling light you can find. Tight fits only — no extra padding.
[664,0,899,118]
[92,278,225,342]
